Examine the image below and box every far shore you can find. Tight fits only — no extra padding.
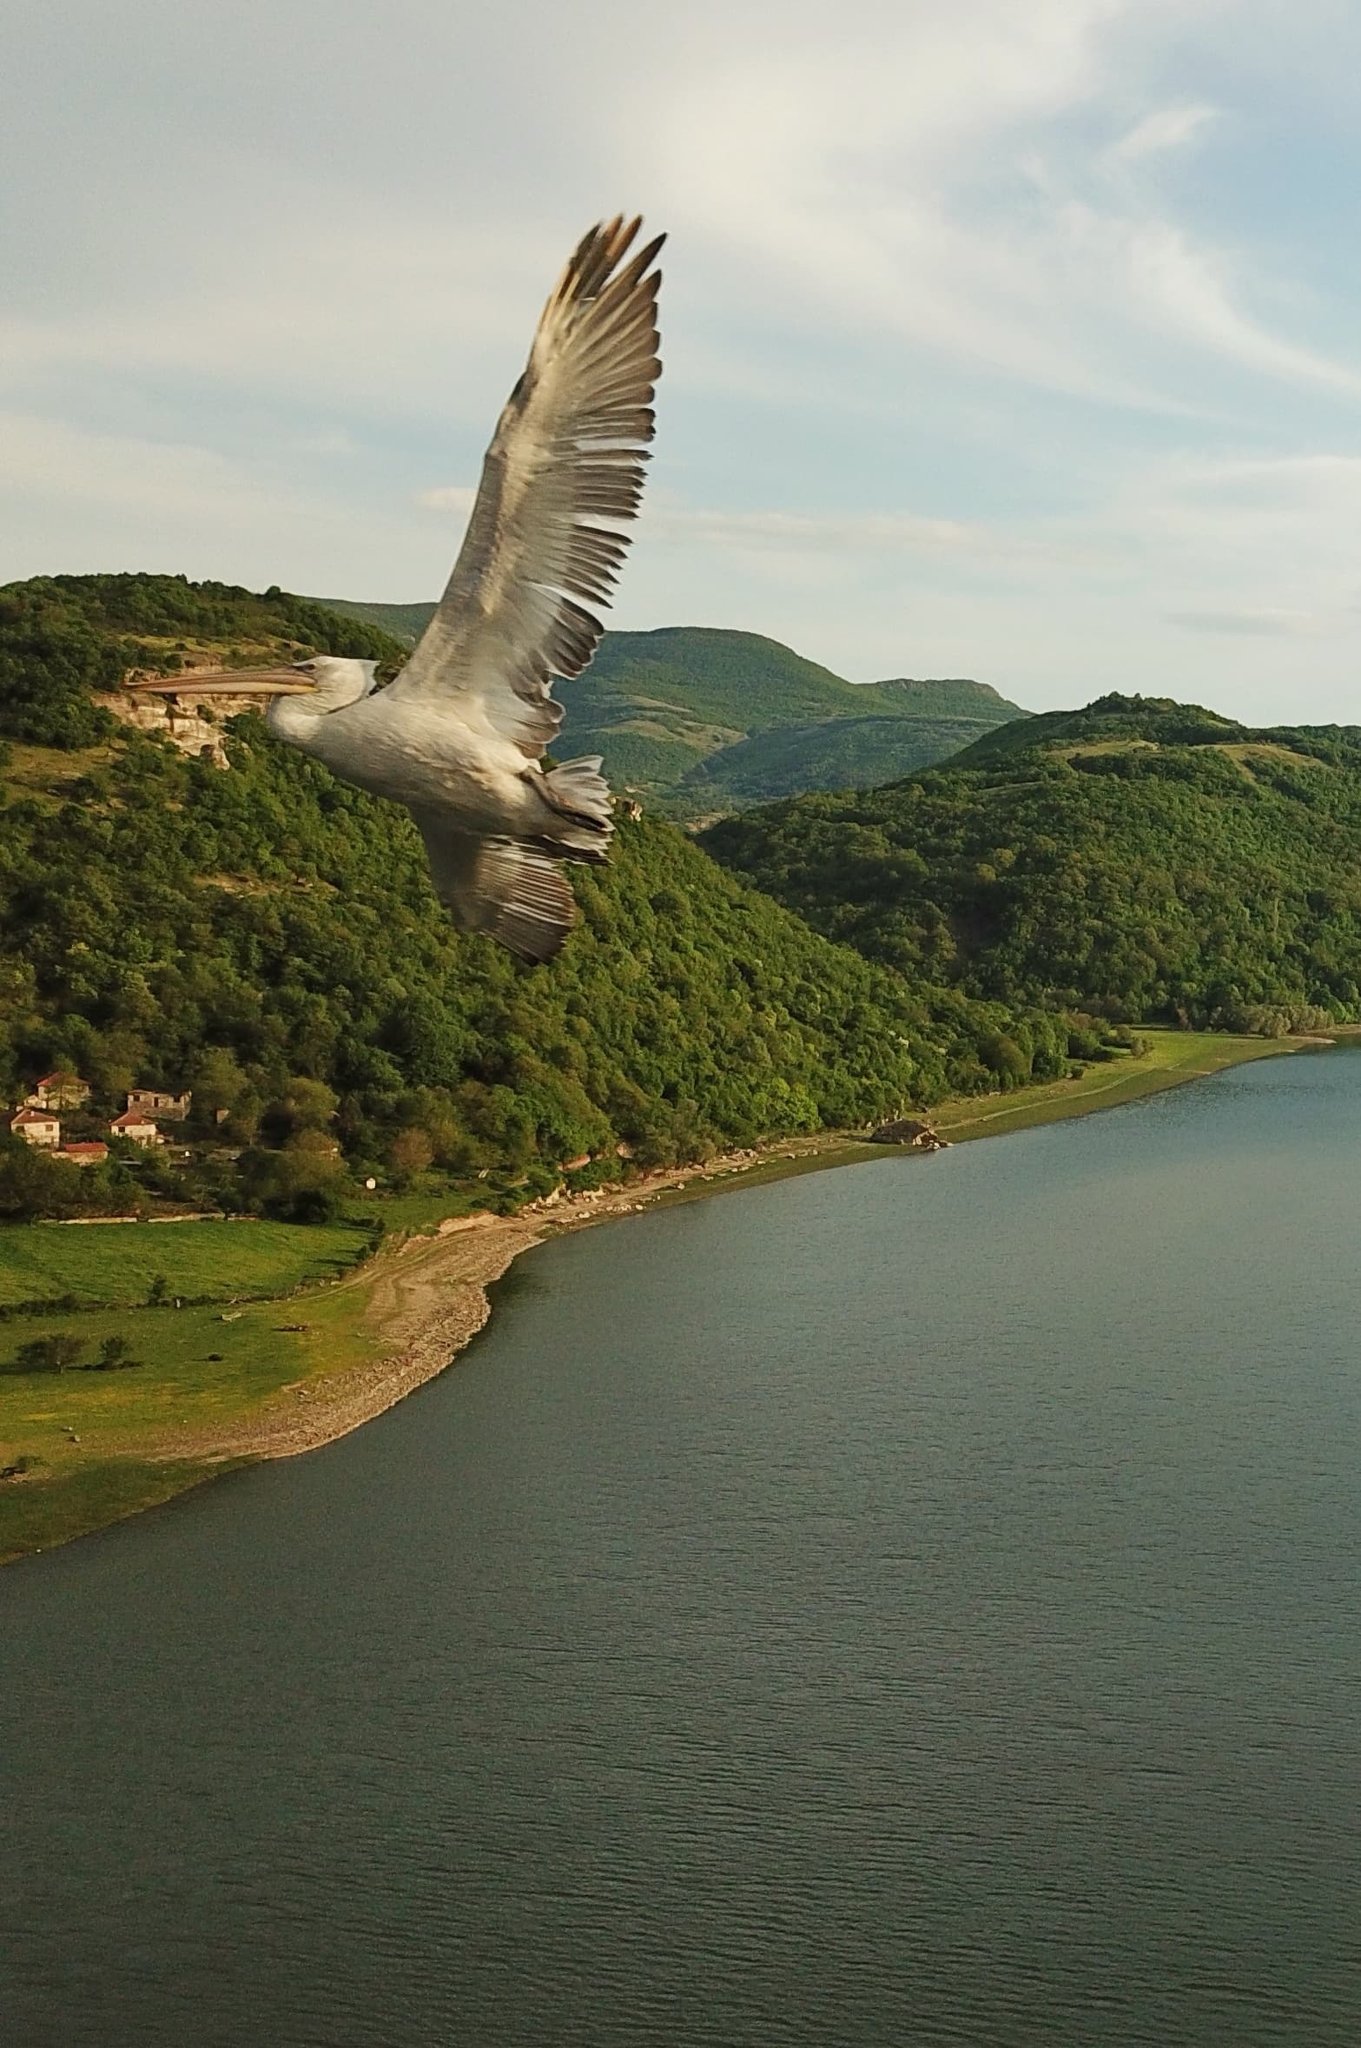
[0,1026,1338,1562]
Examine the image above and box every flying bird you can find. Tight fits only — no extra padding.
[186,217,663,962]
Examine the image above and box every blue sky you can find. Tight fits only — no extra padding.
[6,0,1361,720]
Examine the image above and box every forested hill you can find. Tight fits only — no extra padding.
[318,601,1027,816]
[0,573,408,748]
[703,692,1361,1032]
[0,572,1070,1220]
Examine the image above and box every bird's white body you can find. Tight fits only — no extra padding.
[270,686,541,837]
[190,217,663,961]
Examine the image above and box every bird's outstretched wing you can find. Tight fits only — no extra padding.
[411,810,578,964]
[390,216,663,759]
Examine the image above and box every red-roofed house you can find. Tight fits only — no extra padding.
[24,1072,90,1111]
[59,1142,109,1168]
[110,1110,160,1147]
[10,1108,60,1148]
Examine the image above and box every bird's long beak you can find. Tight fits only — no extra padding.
[135,665,319,696]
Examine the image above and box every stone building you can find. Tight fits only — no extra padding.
[127,1088,192,1121]
[868,1118,951,1150]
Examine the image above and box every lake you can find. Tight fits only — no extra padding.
[4,1047,1361,2045]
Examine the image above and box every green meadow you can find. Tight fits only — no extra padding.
[931,1027,1300,1142]
[0,1217,372,1310]
[0,1273,379,1562]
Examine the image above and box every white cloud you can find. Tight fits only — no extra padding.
[1107,104,1220,165]
[1168,607,1327,636]
[623,503,974,555]
[416,486,477,517]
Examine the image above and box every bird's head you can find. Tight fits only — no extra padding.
[286,656,378,711]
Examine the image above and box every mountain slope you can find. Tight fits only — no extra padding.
[315,602,1028,812]
[0,574,1071,1220]
[317,597,435,646]
[703,692,1361,1030]
[676,715,1012,811]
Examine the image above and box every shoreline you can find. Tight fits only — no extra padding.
[1,1027,1331,1560]
[138,1141,851,1465]
[138,1027,1321,1469]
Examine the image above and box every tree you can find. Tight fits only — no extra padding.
[191,1046,249,1121]
[147,1274,169,1306]
[243,1136,351,1223]
[262,1077,340,1144]
[94,1334,141,1371]
[0,1139,86,1222]
[9,1333,86,1373]
[387,1127,434,1188]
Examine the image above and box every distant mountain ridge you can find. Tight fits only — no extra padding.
[314,602,1028,816]
[703,690,1361,1033]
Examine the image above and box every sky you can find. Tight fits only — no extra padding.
[6,0,1361,720]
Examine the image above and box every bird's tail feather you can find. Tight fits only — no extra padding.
[538,756,614,861]
[411,807,578,964]
[470,840,578,963]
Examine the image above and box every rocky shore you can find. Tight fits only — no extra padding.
[144,1140,847,1465]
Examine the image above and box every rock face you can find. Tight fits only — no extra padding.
[105,676,284,766]
[869,1118,950,1150]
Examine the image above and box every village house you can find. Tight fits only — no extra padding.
[59,1142,109,1168]
[109,1109,161,1147]
[24,1072,90,1111]
[10,1108,60,1149]
[126,1088,192,1121]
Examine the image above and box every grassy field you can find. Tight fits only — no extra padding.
[0,1273,380,1562]
[931,1026,1302,1142]
[0,1458,240,1555]
[0,1217,373,1310]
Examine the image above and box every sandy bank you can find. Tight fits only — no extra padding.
[143,1140,843,1465]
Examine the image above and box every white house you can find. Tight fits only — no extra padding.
[24,1072,90,1111]
[109,1110,160,1147]
[11,1108,60,1148]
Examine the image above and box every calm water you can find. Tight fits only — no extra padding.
[4,1049,1361,2046]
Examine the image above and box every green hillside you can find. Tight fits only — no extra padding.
[677,714,1011,813]
[873,677,1028,719]
[316,597,434,645]
[0,573,407,750]
[314,603,1028,813]
[0,573,1073,1227]
[703,692,1361,1032]
[946,693,1243,768]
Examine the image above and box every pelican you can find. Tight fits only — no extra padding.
[185,216,663,962]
